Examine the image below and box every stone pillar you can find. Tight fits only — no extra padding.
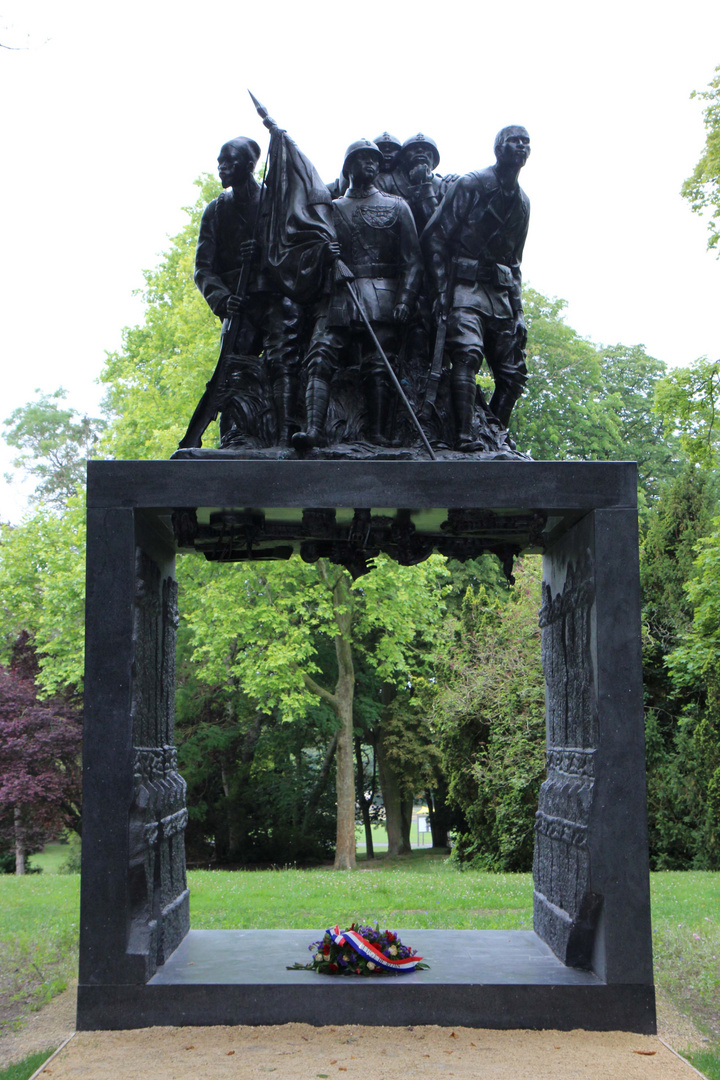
[79,509,189,987]
[533,508,654,986]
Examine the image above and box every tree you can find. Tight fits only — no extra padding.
[179,552,449,869]
[99,175,223,460]
[513,291,676,512]
[682,64,720,255]
[654,357,720,469]
[640,465,719,867]
[0,497,87,693]
[0,635,82,874]
[3,389,105,509]
[430,558,546,870]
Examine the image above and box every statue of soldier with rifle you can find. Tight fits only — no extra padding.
[292,139,424,452]
[422,125,531,450]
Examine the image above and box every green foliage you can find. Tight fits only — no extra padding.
[668,525,720,689]
[682,64,720,254]
[0,497,86,694]
[641,466,720,869]
[516,291,674,514]
[515,289,619,461]
[2,389,104,510]
[179,553,448,721]
[430,558,546,870]
[655,356,720,468]
[100,175,223,459]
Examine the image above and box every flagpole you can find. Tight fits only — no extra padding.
[336,261,437,461]
[248,92,436,461]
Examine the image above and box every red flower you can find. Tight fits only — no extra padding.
[328,963,338,973]
[386,932,396,943]
[323,944,330,955]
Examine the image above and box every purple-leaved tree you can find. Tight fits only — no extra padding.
[0,634,82,874]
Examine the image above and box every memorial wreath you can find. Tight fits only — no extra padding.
[288,922,429,976]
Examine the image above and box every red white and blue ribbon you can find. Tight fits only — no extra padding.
[329,926,423,972]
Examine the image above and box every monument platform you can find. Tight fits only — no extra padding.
[78,459,655,1033]
[77,928,655,1031]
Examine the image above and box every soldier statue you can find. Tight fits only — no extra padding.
[378,133,456,233]
[422,125,531,449]
[374,131,402,177]
[328,132,401,201]
[194,136,305,447]
[293,139,423,450]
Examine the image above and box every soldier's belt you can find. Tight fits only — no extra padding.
[352,263,399,279]
[454,258,513,287]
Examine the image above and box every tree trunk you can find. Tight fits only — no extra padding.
[219,757,242,859]
[301,734,338,837]
[334,682,356,870]
[332,570,356,870]
[303,562,357,870]
[14,807,26,875]
[400,794,413,852]
[355,736,374,860]
[375,684,411,856]
[376,723,411,856]
[426,781,452,848]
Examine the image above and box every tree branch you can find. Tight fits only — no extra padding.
[302,671,338,711]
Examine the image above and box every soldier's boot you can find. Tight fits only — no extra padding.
[452,363,478,450]
[365,378,392,447]
[489,384,522,429]
[273,375,299,447]
[292,377,330,451]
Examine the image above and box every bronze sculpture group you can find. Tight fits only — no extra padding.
[181,103,531,459]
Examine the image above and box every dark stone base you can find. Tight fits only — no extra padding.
[171,443,529,462]
[76,930,656,1033]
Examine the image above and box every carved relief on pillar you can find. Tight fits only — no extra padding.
[127,549,189,978]
[533,551,601,968]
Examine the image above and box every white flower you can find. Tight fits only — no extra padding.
[389,946,397,956]
[367,962,376,970]
[315,953,324,962]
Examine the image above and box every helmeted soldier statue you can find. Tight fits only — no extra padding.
[374,131,402,176]
[293,139,423,450]
[194,136,305,447]
[377,133,456,234]
[422,125,531,449]
[328,132,401,201]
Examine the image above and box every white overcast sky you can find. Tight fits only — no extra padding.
[1,0,720,519]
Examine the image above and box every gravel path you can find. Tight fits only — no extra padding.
[0,985,710,1078]
[30,1023,706,1079]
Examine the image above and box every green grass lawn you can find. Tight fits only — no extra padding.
[0,875,79,1030]
[0,861,717,1074]
[0,1049,57,1080]
[30,842,70,876]
[189,852,532,930]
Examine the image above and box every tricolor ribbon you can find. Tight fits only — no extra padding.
[329,926,423,973]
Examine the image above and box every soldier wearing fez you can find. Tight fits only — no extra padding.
[423,125,531,449]
[194,136,304,447]
[293,139,422,450]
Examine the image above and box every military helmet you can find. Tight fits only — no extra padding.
[342,138,383,177]
[373,131,402,151]
[400,133,440,170]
